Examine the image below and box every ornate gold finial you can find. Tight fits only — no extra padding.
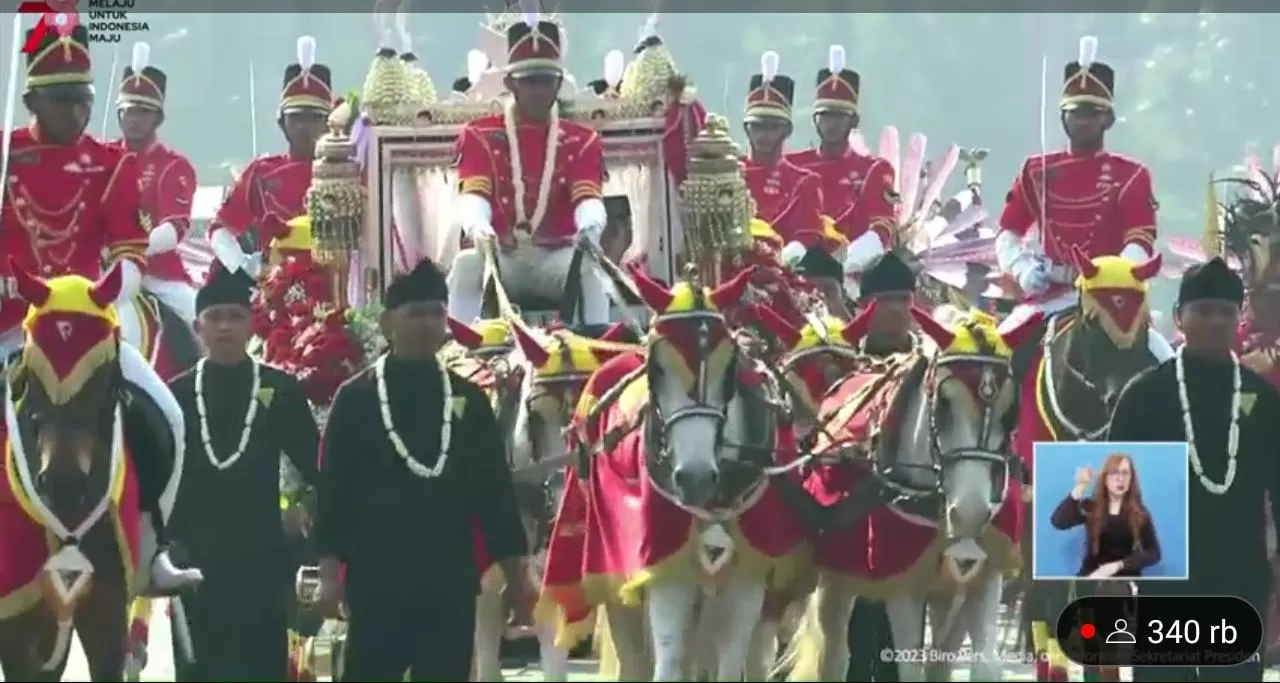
[305,133,366,306]
[678,114,753,284]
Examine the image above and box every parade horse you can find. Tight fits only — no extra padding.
[0,263,185,681]
[116,291,201,382]
[1011,247,1162,681]
[445,317,639,682]
[540,265,811,681]
[780,304,1039,682]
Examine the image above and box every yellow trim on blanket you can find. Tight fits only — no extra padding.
[1,438,135,619]
[1034,351,1060,442]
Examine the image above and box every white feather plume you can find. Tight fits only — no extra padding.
[520,0,538,28]
[1078,36,1098,68]
[604,50,625,88]
[467,50,489,85]
[639,13,659,40]
[761,51,780,83]
[130,42,150,72]
[395,12,411,53]
[828,45,845,73]
[297,36,316,70]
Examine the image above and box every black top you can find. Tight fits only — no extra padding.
[312,355,527,598]
[1050,496,1160,577]
[168,359,319,566]
[1108,354,1280,587]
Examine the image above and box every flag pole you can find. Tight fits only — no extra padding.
[0,13,26,226]
[248,60,258,157]
[99,44,120,137]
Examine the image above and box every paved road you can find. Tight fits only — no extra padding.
[12,600,1280,681]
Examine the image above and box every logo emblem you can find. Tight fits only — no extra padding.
[56,320,72,340]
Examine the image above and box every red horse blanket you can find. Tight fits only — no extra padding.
[807,356,1021,600]
[540,351,809,644]
[0,422,141,620]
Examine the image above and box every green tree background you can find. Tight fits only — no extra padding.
[5,11,1273,305]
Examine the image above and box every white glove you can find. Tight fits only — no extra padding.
[457,193,495,241]
[574,198,607,247]
[115,260,142,303]
[576,223,602,248]
[1119,242,1151,264]
[843,231,887,274]
[210,228,249,273]
[781,241,806,268]
[466,222,497,240]
[243,252,264,279]
[1013,257,1052,294]
[145,221,179,256]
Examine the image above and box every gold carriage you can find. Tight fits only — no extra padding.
[351,12,703,324]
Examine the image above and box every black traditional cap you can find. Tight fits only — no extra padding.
[1062,35,1114,111]
[196,261,255,314]
[451,76,472,95]
[587,79,609,96]
[385,258,448,309]
[118,42,165,110]
[604,195,631,221]
[1177,257,1244,309]
[794,246,843,281]
[860,251,917,298]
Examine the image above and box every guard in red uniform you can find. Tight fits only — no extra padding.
[996,35,1173,365]
[740,52,825,257]
[0,24,201,594]
[787,45,896,275]
[210,36,332,275]
[112,41,199,327]
[447,17,609,325]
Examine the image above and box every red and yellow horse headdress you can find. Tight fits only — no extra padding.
[10,260,123,405]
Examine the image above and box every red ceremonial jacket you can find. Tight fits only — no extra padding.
[0,127,148,334]
[455,113,604,250]
[787,145,896,249]
[742,155,825,250]
[998,149,1157,265]
[111,139,197,284]
[211,154,312,247]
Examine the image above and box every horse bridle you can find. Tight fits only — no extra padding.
[1042,314,1122,441]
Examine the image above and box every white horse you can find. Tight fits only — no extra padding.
[545,267,808,682]
[451,318,637,682]
[784,305,1039,682]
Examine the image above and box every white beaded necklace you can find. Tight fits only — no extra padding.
[375,354,454,478]
[194,358,261,470]
[503,98,559,233]
[1175,345,1241,495]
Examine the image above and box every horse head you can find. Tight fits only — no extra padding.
[631,264,758,507]
[847,304,1039,566]
[752,303,873,434]
[4,261,125,528]
[1066,246,1162,405]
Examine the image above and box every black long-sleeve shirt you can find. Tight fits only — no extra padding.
[168,358,319,565]
[313,355,527,599]
[1050,495,1161,577]
[1108,354,1280,589]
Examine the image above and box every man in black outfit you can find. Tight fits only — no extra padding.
[167,262,321,680]
[313,258,531,681]
[1110,258,1280,681]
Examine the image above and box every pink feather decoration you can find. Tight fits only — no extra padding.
[917,144,961,215]
[877,127,901,194]
[897,133,927,225]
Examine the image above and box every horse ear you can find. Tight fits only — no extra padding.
[1130,252,1162,282]
[511,321,551,368]
[838,300,879,346]
[627,264,675,312]
[998,310,1044,351]
[446,316,486,350]
[598,322,633,343]
[8,258,50,307]
[89,261,124,309]
[750,304,802,350]
[910,305,956,350]
[708,266,756,310]
[1070,244,1100,280]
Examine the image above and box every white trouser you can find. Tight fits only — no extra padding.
[0,323,185,521]
[1005,289,1174,362]
[447,244,611,325]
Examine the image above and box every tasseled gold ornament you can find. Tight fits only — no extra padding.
[305,131,365,307]
[678,114,753,285]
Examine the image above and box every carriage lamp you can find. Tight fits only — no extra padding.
[305,132,365,309]
[679,114,754,284]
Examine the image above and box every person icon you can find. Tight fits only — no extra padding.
[1106,618,1137,644]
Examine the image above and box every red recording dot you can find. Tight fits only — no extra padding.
[1080,623,1097,639]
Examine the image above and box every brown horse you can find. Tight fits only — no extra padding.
[0,263,175,681]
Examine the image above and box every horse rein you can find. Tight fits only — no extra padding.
[1041,315,1114,441]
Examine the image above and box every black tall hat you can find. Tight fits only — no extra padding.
[860,251,917,298]
[26,25,92,91]
[744,51,794,122]
[1177,257,1244,308]
[814,45,859,114]
[1061,35,1114,111]
[196,261,255,314]
[506,19,563,76]
[384,258,449,309]
[280,36,333,113]
[118,41,165,110]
